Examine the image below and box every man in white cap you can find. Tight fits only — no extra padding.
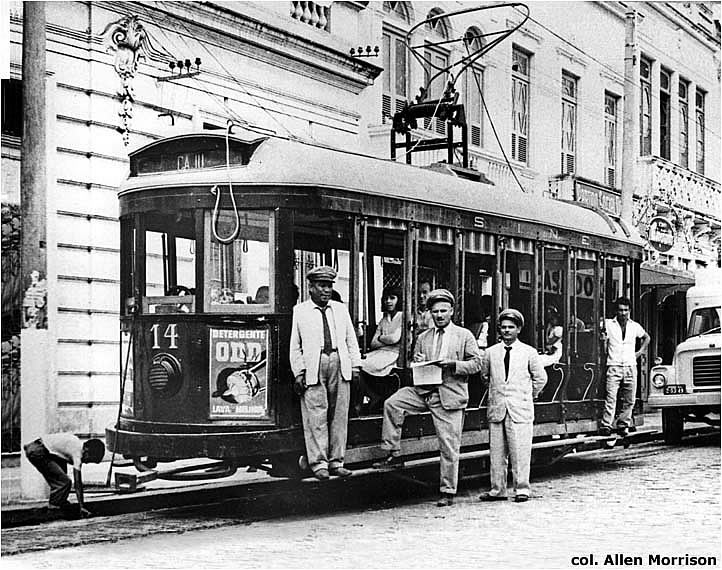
[290,265,362,480]
[374,289,482,507]
[480,308,546,503]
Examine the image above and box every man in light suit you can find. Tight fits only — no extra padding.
[374,289,482,507]
[480,308,547,503]
[290,266,362,480]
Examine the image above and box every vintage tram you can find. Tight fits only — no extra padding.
[106,130,645,476]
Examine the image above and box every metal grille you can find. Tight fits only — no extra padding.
[693,355,721,387]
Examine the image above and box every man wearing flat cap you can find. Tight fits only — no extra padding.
[374,289,482,507]
[290,265,362,480]
[480,308,547,503]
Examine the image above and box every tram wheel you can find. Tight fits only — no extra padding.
[662,408,683,444]
[133,457,158,471]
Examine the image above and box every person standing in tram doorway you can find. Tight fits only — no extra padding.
[290,265,362,480]
[480,309,547,503]
[374,289,482,507]
[600,297,651,437]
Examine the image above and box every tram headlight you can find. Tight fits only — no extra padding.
[148,353,183,397]
[652,373,667,389]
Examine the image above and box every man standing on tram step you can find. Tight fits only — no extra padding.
[479,309,547,503]
[23,433,105,518]
[374,289,482,507]
[600,297,650,437]
[290,265,362,480]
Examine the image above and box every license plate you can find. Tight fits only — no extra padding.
[664,384,687,395]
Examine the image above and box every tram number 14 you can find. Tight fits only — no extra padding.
[151,323,179,349]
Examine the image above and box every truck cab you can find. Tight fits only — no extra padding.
[649,269,721,443]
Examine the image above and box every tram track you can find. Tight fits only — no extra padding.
[2,428,718,556]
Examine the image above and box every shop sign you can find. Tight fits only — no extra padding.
[575,181,622,216]
[647,216,675,253]
[209,327,268,418]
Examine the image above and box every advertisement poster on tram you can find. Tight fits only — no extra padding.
[208,327,268,418]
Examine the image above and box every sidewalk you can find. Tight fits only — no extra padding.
[1,410,669,525]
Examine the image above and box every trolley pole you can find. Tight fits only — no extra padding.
[20,1,55,501]
[620,9,640,224]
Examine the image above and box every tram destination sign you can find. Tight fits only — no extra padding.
[208,326,269,419]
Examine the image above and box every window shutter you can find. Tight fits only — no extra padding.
[518,135,528,163]
[606,167,616,188]
[471,124,481,147]
[382,94,392,123]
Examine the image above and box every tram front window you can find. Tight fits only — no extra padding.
[207,210,273,311]
[143,211,197,314]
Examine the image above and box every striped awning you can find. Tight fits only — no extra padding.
[464,232,495,255]
[418,225,454,245]
[506,237,534,254]
[574,249,597,261]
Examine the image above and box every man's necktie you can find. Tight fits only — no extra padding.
[433,328,444,360]
[320,306,333,354]
[504,346,511,380]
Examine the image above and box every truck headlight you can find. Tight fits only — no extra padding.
[652,373,667,388]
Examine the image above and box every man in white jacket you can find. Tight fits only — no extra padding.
[290,266,362,480]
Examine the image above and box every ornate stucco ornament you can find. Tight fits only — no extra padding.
[102,15,166,145]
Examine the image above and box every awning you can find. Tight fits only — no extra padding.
[640,263,695,287]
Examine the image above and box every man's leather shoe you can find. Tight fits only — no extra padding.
[313,468,330,480]
[617,426,629,437]
[479,492,507,502]
[514,494,529,503]
[599,426,612,436]
[436,493,454,507]
[329,466,352,477]
[372,455,404,470]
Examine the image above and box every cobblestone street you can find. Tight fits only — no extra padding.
[3,434,719,570]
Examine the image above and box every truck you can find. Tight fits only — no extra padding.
[649,268,721,443]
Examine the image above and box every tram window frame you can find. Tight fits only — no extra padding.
[140,211,198,315]
[604,257,628,318]
[502,246,536,347]
[569,251,598,364]
[203,209,275,314]
[537,245,567,363]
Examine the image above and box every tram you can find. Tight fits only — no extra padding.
[106,130,645,476]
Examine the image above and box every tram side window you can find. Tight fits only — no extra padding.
[462,252,494,344]
[363,227,406,353]
[505,250,534,346]
[605,259,627,317]
[207,210,272,311]
[293,215,353,307]
[538,247,566,363]
[143,212,197,314]
[570,255,597,362]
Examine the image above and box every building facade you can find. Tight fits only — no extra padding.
[1,1,720,477]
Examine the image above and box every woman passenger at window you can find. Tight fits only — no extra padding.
[361,287,403,377]
[539,306,564,367]
[358,287,403,412]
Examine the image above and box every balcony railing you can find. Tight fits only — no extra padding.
[638,156,721,218]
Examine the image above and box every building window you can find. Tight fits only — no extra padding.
[382,30,409,123]
[604,93,618,188]
[511,46,530,164]
[422,9,450,136]
[679,79,689,168]
[639,57,652,156]
[463,28,485,148]
[423,47,449,135]
[383,1,410,21]
[695,89,705,175]
[561,71,577,175]
[659,69,671,160]
[1,79,23,138]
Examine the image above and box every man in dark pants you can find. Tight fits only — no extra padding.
[24,433,105,517]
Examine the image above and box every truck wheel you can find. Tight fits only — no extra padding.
[662,409,683,444]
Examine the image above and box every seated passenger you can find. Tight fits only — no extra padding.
[253,285,269,304]
[415,280,433,336]
[360,287,403,411]
[539,307,563,367]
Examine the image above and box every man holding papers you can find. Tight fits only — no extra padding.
[373,289,482,507]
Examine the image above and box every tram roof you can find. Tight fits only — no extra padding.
[120,132,642,246]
